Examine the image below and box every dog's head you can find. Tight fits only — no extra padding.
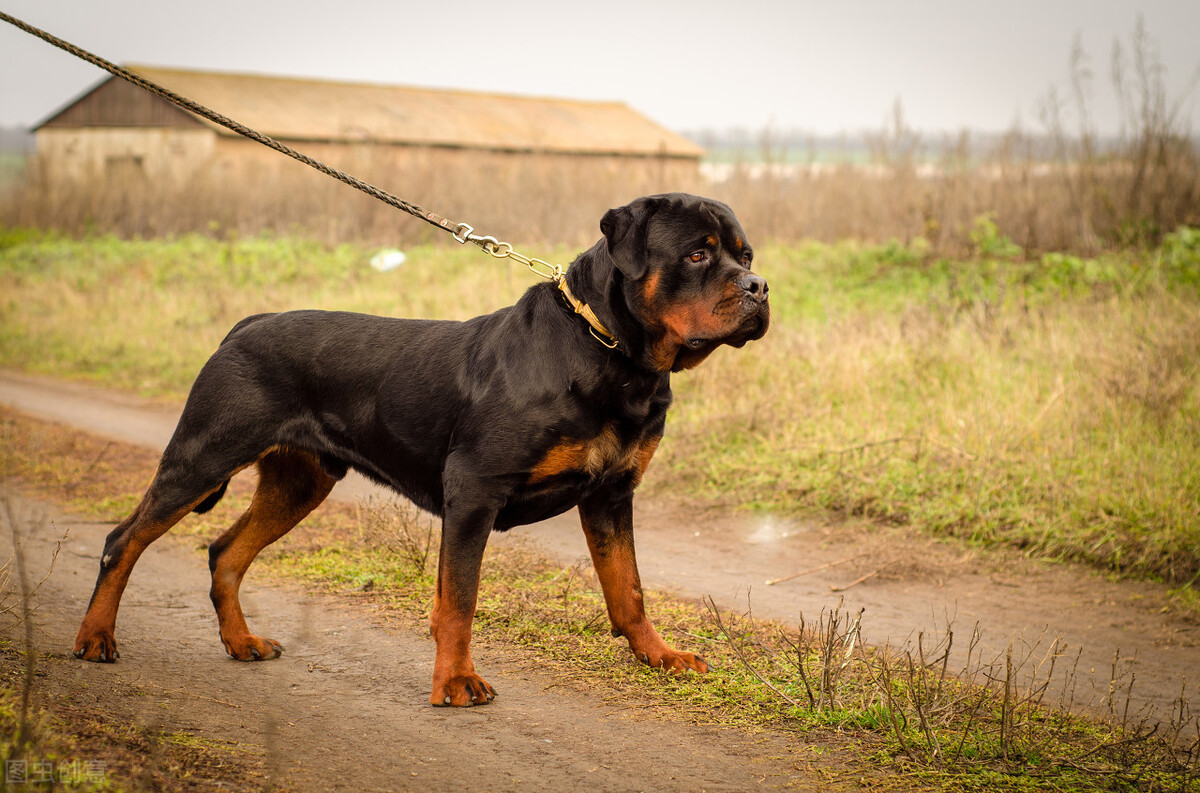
[576,193,769,373]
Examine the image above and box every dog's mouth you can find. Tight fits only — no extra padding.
[686,308,769,352]
[726,311,769,348]
[715,296,770,348]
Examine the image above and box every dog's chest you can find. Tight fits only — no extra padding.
[526,424,659,487]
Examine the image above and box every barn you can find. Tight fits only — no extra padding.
[36,66,698,192]
[29,66,704,241]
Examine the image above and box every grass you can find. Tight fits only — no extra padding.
[663,225,1200,586]
[0,228,550,395]
[0,678,271,792]
[2,409,1197,792]
[1,225,1198,590]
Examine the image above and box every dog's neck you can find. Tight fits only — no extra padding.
[564,240,677,374]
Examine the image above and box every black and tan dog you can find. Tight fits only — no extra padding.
[73,193,770,706]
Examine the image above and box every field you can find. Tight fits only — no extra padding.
[2,225,1198,591]
[1,221,1199,790]
[3,51,1200,780]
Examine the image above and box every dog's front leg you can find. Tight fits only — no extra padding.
[579,489,709,674]
[430,498,497,706]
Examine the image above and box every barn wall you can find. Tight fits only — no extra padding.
[35,128,217,183]
[35,129,698,189]
[27,130,700,242]
[209,136,700,194]
[40,77,205,129]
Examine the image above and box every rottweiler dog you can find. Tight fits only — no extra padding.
[73,193,770,706]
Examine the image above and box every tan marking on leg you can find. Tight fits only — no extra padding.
[429,554,495,706]
[209,449,334,661]
[580,503,709,674]
[74,492,212,661]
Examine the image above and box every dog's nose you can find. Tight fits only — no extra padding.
[738,272,768,301]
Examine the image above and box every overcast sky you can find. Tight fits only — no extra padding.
[2,1,1198,137]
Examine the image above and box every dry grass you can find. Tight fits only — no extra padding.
[3,147,699,249]
[661,230,1200,584]
[707,140,1197,255]
[6,127,1195,255]
[706,596,1200,788]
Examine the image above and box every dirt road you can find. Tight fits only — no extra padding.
[2,369,1197,729]
[3,492,813,792]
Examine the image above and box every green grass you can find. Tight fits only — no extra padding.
[0,228,556,395]
[1,224,1198,589]
[662,225,1200,584]
[0,687,117,792]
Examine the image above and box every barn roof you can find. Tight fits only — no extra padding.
[37,65,704,159]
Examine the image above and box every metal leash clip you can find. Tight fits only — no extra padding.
[452,224,564,282]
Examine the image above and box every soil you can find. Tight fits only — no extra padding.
[2,369,1198,790]
[3,492,825,792]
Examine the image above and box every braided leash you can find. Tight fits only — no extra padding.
[2,11,624,349]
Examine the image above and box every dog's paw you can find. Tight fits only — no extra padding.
[634,645,710,674]
[222,633,283,661]
[430,672,496,707]
[73,630,120,663]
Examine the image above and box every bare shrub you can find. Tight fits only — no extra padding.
[704,23,1200,256]
[704,596,1200,785]
[356,497,437,577]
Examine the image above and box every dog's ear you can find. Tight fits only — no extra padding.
[600,197,659,280]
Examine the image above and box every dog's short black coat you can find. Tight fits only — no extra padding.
[74,193,769,706]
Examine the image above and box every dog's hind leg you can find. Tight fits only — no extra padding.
[74,478,226,662]
[208,449,335,661]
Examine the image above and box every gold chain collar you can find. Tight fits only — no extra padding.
[557,278,620,350]
[454,231,620,351]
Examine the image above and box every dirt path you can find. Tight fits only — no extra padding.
[2,369,1197,726]
[3,492,813,792]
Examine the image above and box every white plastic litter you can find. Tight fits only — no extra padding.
[369,249,407,272]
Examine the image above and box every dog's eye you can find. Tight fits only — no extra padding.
[687,251,706,264]
[742,251,754,267]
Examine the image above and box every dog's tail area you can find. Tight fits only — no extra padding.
[193,479,230,514]
[218,312,277,346]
